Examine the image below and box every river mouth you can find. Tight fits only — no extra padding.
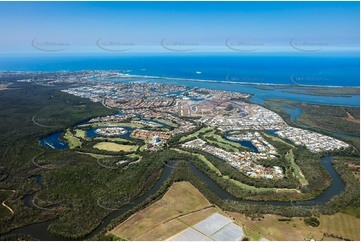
[3,156,344,241]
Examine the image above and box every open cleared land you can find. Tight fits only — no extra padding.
[109,181,217,241]
[229,212,360,241]
[169,213,244,241]
[93,142,138,152]
[110,181,360,241]
[345,111,360,124]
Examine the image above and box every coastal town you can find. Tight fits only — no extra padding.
[1,2,359,241]
[275,127,349,152]
[45,73,349,179]
[0,70,358,241]
[12,70,351,179]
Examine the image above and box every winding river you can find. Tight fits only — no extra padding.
[10,90,355,240]
[251,97,359,140]
[3,156,344,240]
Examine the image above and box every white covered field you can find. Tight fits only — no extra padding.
[169,213,244,241]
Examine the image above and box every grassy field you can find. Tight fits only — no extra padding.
[180,127,247,152]
[154,118,178,128]
[262,132,295,148]
[74,129,88,140]
[94,137,132,143]
[139,143,148,152]
[126,153,141,159]
[64,129,82,149]
[285,149,309,186]
[203,130,244,152]
[93,142,138,152]
[109,181,216,240]
[179,127,213,142]
[229,212,360,241]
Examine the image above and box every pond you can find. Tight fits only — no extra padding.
[39,132,68,149]
[223,133,259,153]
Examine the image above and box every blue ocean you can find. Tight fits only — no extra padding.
[0,53,359,87]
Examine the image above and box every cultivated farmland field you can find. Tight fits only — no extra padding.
[109,181,360,241]
[109,182,217,240]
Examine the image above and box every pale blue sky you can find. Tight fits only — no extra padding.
[0,1,359,53]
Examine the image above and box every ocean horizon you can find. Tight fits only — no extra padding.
[0,53,359,87]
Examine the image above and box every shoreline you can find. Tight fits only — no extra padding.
[111,73,361,89]
[1,70,359,89]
